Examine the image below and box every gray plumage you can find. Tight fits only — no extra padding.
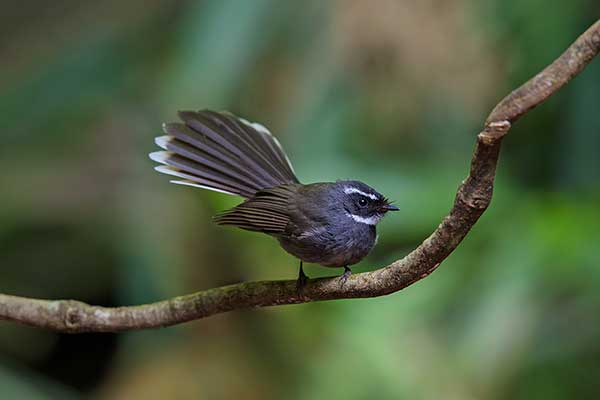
[150,110,397,274]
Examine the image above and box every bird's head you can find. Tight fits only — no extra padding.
[337,181,398,226]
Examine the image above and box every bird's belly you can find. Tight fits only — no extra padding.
[277,225,376,268]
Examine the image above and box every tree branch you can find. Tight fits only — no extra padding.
[2,20,599,333]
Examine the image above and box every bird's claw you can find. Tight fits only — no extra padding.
[340,266,352,287]
[296,262,308,297]
[296,273,308,295]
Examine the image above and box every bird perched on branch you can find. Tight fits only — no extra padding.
[150,110,398,288]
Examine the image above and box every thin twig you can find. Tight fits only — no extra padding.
[1,20,599,333]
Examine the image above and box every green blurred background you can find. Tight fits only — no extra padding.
[1,1,599,399]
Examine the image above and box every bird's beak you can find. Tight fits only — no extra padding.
[381,204,399,212]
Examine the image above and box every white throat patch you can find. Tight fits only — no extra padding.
[346,212,382,225]
[343,187,378,200]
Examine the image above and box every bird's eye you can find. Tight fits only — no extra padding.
[358,197,368,207]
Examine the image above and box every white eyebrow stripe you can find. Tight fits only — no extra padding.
[346,213,381,225]
[343,187,378,200]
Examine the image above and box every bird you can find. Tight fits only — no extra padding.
[149,110,398,288]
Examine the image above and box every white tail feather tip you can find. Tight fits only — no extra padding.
[239,117,271,136]
[154,136,172,150]
[170,180,235,195]
[154,165,176,175]
[154,165,196,181]
[149,151,172,164]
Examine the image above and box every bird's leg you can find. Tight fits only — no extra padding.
[296,261,308,293]
[340,266,352,286]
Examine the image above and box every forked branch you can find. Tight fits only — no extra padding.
[1,20,599,333]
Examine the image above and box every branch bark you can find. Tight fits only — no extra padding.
[2,20,599,333]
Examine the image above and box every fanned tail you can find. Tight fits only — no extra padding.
[149,110,299,199]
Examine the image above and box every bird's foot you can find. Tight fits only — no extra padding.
[340,266,352,287]
[296,272,308,294]
[296,262,309,296]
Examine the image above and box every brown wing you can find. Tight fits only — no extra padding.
[213,184,299,234]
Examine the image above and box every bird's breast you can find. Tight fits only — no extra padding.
[278,221,377,268]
